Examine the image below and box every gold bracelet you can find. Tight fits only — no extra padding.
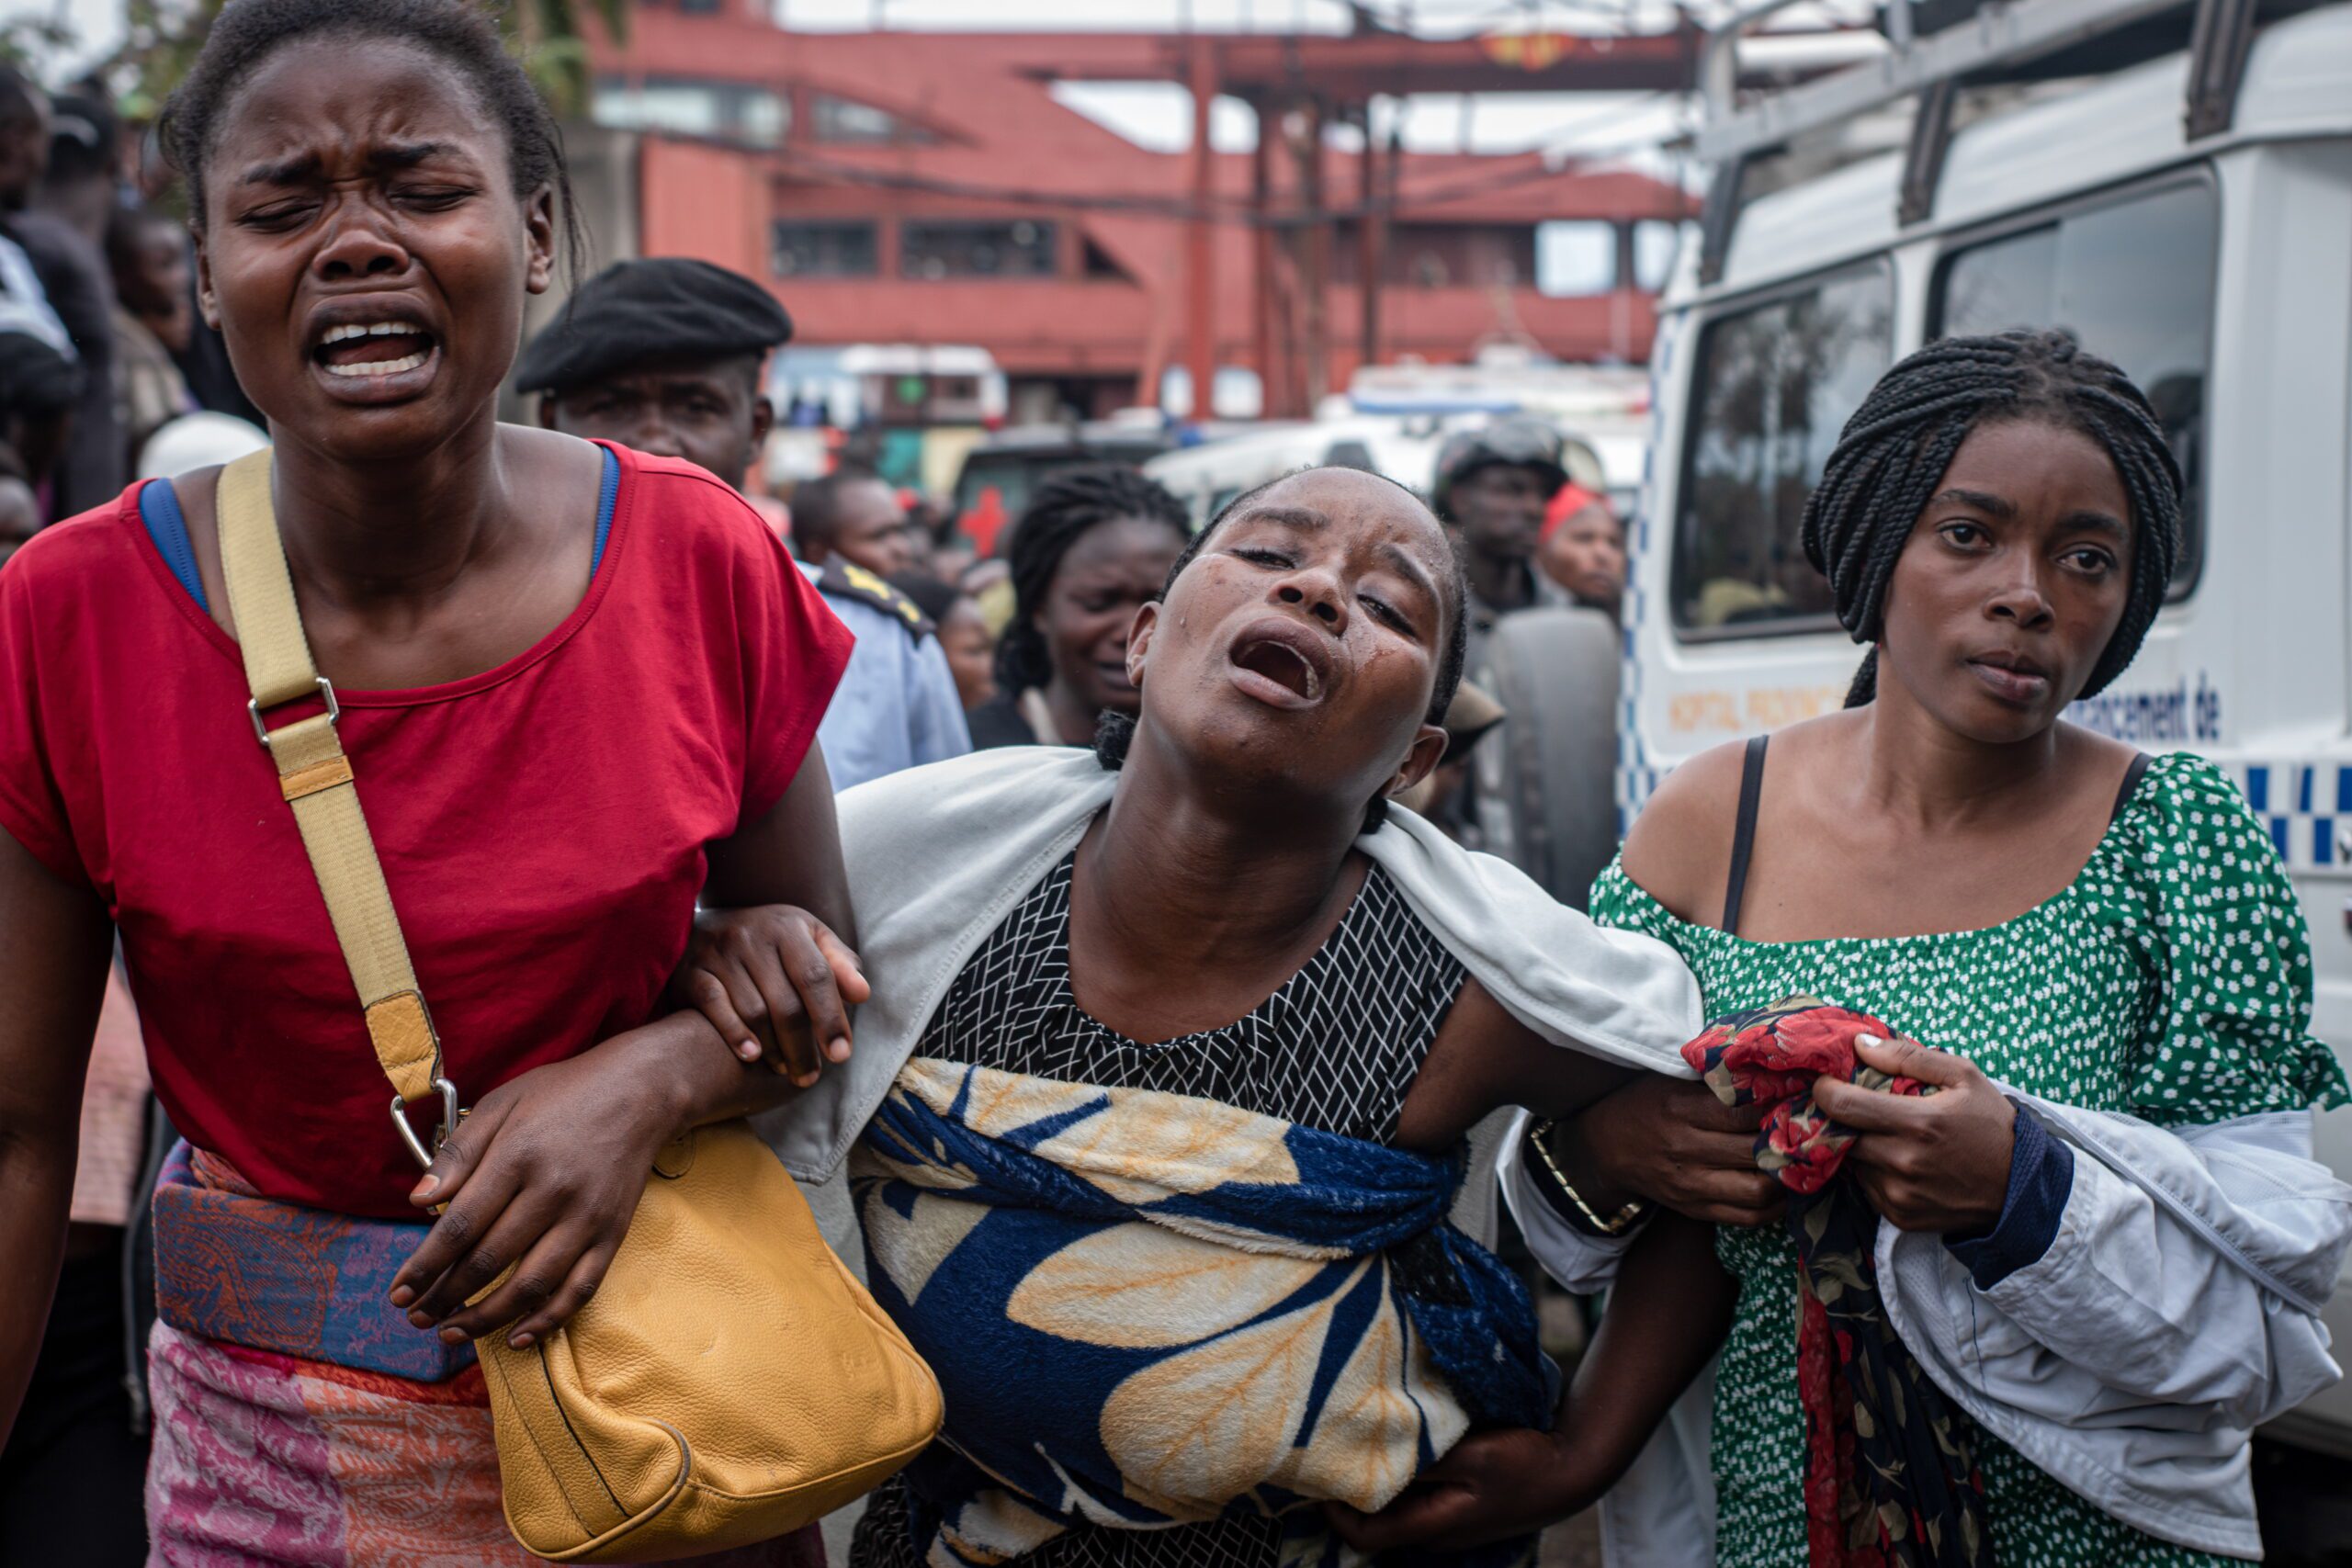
[1525,1118,1649,1236]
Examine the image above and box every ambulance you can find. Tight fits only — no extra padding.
[1617,0,2352,1461]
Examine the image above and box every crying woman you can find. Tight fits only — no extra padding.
[689,465,1731,1568]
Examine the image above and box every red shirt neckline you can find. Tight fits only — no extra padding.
[122,437,638,712]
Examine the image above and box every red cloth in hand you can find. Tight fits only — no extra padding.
[1680,995,1923,1194]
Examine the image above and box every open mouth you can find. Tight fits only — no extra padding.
[311,321,438,381]
[1227,621,1330,710]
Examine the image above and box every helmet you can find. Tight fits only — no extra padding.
[1430,418,1568,522]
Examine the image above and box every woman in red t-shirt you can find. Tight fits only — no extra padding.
[0,2,856,1562]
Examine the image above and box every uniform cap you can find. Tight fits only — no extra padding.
[515,257,793,396]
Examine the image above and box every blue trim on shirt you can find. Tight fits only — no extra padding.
[1945,1100,2074,1290]
[591,445,618,574]
[138,446,621,614]
[140,477,207,613]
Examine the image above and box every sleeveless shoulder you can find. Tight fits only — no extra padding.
[1620,737,1751,927]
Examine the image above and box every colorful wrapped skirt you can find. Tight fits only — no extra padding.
[144,1145,823,1568]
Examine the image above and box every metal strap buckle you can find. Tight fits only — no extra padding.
[249,676,340,747]
[390,1077,461,1170]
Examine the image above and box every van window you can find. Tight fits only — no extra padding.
[1933,180,2215,591]
[1672,263,1894,633]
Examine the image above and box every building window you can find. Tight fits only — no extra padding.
[1340,222,1535,289]
[1671,262,1895,634]
[1536,221,1614,296]
[591,77,786,147]
[1631,220,1683,291]
[809,95,938,146]
[1081,236,1132,282]
[901,220,1057,280]
[1534,219,1684,295]
[772,220,878,279]
[1932,178,2216,594]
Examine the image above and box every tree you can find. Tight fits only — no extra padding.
[0,16,77,72]
[108,0,628,127]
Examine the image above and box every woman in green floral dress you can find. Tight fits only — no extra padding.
[1586,331,2347,1564]
[1345,332,2352,1565]
[1581,735,2345,1565]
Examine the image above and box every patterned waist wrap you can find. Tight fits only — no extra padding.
[152,1140,470,1380]
[852,1058,1555,1567]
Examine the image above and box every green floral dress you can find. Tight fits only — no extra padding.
[1589,752,2348,1567]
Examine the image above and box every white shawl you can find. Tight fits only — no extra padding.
[757,745,1703,1182]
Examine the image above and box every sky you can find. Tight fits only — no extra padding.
[2,0,1864,173]
[8,0,1701,65]
[6,0,1696,154]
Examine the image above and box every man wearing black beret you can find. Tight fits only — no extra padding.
[517,255,791,487]
[519,256,968,790]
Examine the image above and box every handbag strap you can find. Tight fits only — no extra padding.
[214,450,455,1167]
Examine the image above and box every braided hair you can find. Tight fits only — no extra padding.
[996,465,1190,695]
[1094,467,1470,836]
[1801,330,2180,706]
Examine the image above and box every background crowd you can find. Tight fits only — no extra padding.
[0,56,1633,1562]
[1,7,2342,1568]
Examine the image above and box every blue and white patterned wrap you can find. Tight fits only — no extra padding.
[851,1058,1555,1567]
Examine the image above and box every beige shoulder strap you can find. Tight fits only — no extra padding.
[214,450,454,1165]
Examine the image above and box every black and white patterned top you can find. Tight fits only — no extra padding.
[850,850,1471,1568]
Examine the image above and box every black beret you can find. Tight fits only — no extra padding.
[514,257,793,395]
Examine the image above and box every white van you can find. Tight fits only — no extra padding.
[1624,0,2352,1459]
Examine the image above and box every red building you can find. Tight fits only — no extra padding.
[588,2,1694,418]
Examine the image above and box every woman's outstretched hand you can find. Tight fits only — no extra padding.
[1566,1069,1785,1227]
[1813,1033,2016,1235]
[677,904,870,1086]
[1324,1426,1602,1554]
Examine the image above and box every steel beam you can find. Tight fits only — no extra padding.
[1185,35,1218,422]
[1692,0,2191,164]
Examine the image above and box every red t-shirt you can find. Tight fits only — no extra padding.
[0,445,851,1216]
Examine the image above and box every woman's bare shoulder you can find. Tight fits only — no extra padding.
[1623,715,1855,926]
[1619,738,1752,927]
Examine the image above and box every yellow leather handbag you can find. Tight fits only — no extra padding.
[216,451,943,1562]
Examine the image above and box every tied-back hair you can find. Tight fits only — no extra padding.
[995,466,1190,694]
[1094,468,1470,837]
[158,0,584,278]
[1801,329,2181,706]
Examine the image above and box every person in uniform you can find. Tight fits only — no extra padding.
[789,467,919,581]
[1431,418,1572,680]
[519,255,968,790]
